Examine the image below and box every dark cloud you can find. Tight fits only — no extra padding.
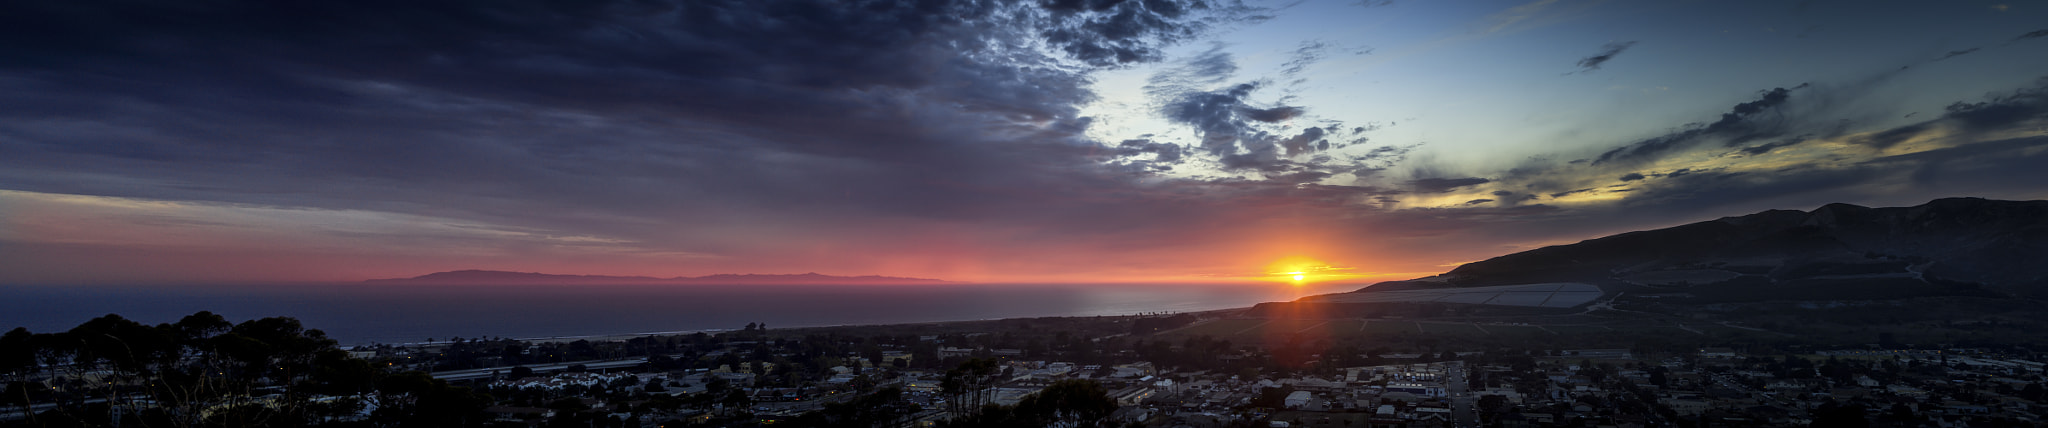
[1593,86,1799,165]
[1242,106,1306,122]
[1280,41,1327,75]
[1849,79,2048,149]
[1847,123,1934,149]
[1549,188,1593,198]
[1144,44,1237,98]
[1943,82,2048,130]
[1163,82,1262,157]
[1490,190,1538,204]
[0,0,1277,259]
[1937,48,1980,60]
[1104,138,1188,171]
[1737,137,1808,156]
[1152,78,1350,176]
[2015,29,2048,41]
[1277,126,1326,157]
[1141,44,1413,182]
[1618,173,1645,181]
[1037,0,1263,66]
[1407,177,1490,193]
[1571,41,1636,74]
[1859,135,2048,186]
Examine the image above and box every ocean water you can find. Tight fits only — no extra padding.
[0,282,1360,345]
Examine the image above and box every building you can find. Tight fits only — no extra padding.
[1284,390,1314,409]
[1561,349,1632,359]
[1111,385,1154,406]
[1386,382,1446,397]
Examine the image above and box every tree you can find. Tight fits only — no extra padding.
[3,312,486,427]
[1252,386,1295,408]
[0,327,37,425]
[1811,402,1869,428]
[372,372,493,427]
[943,359,1001,415]
[941,379,1120,428]
[1017,379,1118,427]
[1478,394,1510,415]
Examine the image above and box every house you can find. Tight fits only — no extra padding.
[1112,362,1156,378]
[1477,387,1523,404]
[1289,378,1346,392]
[881,351,913,365]
[1561,349,1632,359]
[484,406,554,421]
[1386,382,1445,397]
[1284,390,1313,409]
[939,347,974,358]
[1111,386,1154,406]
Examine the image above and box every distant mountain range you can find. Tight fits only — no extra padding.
[1343,197,2048,301]
[367,270,955,285]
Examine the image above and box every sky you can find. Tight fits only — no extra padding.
[2,0,2046,285]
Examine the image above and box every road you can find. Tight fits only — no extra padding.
[1446,361,1474,427]
[430,357,649,381]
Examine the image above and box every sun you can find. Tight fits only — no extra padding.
[1263,256,1359,284]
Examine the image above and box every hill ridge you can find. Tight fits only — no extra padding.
[1344,197,2048,300]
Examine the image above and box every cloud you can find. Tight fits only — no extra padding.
[1737,137,1809,156]
[1937,48,1981,60]
[0,0,1306,282]
[1144,44,1240,98]
[1848,78,2048,149]
[1104,138,1188,171]
[1593,86,1799,165]
[6,0,2048,284]
[2015,29,2048,41]
[1150,75,1344,175]
[1407,177,1491,193]
[1280,40,1329,75]
[1571,41,1636,74]
[1241,106,1306,122]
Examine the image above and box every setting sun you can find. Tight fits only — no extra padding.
[1263,256,1362,283]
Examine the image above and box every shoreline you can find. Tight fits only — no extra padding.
[366,307,1248,347]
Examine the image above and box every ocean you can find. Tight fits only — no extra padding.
[0,282,1360,345]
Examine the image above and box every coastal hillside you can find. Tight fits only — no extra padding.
[1349,197,2048,300]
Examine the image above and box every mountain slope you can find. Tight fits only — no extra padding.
[1360,197,2048,300]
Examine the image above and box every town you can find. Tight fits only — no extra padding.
[11,311,2048,427]
[335,317,2048,427]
